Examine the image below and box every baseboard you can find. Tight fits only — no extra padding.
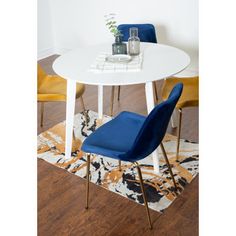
[54,47,71,55]
[37,47,56,60]
[37,47,72,60]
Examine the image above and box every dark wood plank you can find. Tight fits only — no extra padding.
[38,55,199,235]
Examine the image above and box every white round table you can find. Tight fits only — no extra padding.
[53,43,190,173]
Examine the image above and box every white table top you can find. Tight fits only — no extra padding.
[53,43,190,86]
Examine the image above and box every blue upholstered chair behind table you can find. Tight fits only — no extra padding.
[118,23,157,43]
[109,23,158,116]
[82,83,183,230]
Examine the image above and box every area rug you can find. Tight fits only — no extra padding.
[37,110,199,213]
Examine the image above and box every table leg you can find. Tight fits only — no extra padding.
[145,82,160,173]
[65,80,76,159]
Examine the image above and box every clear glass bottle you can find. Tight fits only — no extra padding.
[128,27,140,56]
[112,36,127,55]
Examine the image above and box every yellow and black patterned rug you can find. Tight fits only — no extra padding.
[37,110,199,213]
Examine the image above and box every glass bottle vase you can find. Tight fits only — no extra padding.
[112,36,127,55]
[128,27,140,56]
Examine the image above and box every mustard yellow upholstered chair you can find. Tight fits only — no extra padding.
[38,64,86,127]
[162,76,199,158]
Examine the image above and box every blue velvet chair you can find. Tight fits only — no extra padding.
[118,24,157,43]
[110,23,158,116]
[82,83,183,230]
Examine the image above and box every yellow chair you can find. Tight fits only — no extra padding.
[38,64,86,127]
[162,76,199,158]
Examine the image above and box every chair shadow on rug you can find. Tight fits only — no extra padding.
[81,83,183,230]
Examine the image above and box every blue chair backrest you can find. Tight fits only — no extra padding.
[117,24,157,43]
[121,83,183,161]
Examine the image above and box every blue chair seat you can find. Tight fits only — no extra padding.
[82,111,146,161]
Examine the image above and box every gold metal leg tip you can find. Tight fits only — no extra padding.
[118,160,122,171]
[176,186,181,194]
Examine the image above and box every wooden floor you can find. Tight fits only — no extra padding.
[38,55,199,236]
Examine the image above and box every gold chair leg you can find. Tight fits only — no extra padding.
[80,96,86,111]
[85,154,91,209]
[134,162,152,230]
[110,86,115,116]
[118,160,121,171]
[117,86,121,101]
[80,96,89,125]
[176,108,182,159]
[153,81,158,104]
[160,142,178,191]
[72,129,76,140]
[40,102,44,127]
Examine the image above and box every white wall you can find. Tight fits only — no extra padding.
[39,0,198,73]
[37,0,54,59]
